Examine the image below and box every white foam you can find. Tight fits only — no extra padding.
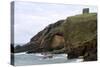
[53,56,64,59]
[35,53,44,57]
[15,52,26,55]
[76,59,84,62]
[61,54,68,57]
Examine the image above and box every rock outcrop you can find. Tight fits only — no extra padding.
[39,20,65,51]
[63,13,97,61]
[83,36,97,61]
[15,20,65,53]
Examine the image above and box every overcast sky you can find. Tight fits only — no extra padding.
[14,1,97,44]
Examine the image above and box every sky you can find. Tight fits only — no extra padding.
[14,1,97,45]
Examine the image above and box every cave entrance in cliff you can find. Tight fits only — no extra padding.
[51,33,65,50]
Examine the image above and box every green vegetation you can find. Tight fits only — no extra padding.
[63,13,97,45]
[62,13,97,61]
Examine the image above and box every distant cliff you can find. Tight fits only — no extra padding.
[14,11,97,61]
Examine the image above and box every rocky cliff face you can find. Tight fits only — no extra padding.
[15,20,65,53]
[15,12,97,61]
[63,13,97,61]
[39,20,65,51]
[34,20,65,51]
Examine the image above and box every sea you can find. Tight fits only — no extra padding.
[14,52,83,66]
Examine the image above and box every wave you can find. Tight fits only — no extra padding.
[15,52,26,55]
[35,53,45,57]
[36,54,68,60]
[76,59,83,62]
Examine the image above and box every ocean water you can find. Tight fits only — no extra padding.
[14,52,83,66]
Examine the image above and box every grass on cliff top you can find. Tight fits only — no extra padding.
[66,13,97,23]
[63,13,97,44]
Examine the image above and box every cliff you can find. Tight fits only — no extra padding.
[63,13,97,61]
[15,20,65,53]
